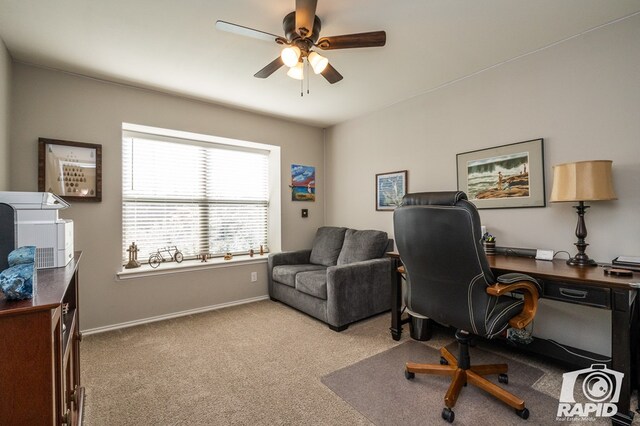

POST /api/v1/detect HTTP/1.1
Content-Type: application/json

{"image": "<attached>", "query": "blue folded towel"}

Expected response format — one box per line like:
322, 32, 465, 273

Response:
0, 246, 37, 300
8, 245, 36, 266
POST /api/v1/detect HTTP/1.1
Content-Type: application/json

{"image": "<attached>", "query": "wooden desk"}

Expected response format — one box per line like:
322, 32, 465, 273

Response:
389, 254, 638, 425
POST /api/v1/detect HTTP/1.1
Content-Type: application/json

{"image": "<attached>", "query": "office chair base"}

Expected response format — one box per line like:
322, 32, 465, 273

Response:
442, 407, 455, 423
405, 345, 527, 421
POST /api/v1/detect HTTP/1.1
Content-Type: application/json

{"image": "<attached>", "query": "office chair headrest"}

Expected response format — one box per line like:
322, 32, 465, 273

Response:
402, 191, 468, 206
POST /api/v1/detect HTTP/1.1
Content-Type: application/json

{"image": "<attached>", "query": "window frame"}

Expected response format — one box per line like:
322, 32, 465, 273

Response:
120, 123, 281, 272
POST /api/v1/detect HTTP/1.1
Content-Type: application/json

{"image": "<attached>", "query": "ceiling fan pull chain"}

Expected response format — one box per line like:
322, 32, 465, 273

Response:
306, 60, 310, 95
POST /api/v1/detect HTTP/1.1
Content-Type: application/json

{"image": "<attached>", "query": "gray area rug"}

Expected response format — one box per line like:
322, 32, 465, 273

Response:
322, 340, 565, 425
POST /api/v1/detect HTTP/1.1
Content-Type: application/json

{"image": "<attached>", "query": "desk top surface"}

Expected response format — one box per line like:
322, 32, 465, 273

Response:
388, 252, 637, 290
0, 252, 82, 315
488, 255, 637, 290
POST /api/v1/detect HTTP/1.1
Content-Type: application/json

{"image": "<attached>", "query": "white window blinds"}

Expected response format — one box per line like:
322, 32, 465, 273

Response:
122, 133, 269, 264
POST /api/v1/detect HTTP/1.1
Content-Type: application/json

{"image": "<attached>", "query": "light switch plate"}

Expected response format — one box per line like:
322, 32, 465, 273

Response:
535, 249, 554, 261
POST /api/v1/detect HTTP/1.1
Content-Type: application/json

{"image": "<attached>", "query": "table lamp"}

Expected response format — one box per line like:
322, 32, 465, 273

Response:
550, 160, 616, 266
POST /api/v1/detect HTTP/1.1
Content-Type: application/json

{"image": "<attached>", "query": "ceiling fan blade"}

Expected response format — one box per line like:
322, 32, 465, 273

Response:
215, 20, 280, 43
316, 31, 386, 50
321, 63, 343, 84
254, 57, 285, 79
295, 0, 318, 38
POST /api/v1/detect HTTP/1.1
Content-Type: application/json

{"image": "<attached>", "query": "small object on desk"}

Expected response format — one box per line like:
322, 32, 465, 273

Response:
603, 267, 633, 277
612, 256, 640, 272
535, 249, 554, 261
0, 246, 37, 300
482, 233, 496, 256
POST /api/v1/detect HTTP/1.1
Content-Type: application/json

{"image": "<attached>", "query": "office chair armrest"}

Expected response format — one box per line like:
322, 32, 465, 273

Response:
486, 280, 539, 330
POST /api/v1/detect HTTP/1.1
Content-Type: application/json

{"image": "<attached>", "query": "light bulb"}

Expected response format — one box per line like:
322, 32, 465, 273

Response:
281, 46, 301, 68
308, 51, 328, 74
287, 62, 304, 80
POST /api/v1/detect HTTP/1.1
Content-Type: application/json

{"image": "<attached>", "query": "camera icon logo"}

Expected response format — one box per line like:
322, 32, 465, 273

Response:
557, 364, 623, 418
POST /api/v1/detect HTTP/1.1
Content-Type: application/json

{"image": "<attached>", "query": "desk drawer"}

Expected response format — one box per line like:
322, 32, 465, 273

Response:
541, 280, 610, 308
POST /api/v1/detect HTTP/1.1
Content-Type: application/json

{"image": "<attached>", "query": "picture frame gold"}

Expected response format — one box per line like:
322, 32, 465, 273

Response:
38, 138, 103, 202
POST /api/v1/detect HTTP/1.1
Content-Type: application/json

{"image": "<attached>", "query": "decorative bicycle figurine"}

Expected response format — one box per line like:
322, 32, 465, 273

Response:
148, 246, 184, 268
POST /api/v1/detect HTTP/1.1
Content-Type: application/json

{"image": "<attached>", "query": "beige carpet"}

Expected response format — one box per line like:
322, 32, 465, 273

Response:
323, 340, 573, 425
80, 300, 636, 425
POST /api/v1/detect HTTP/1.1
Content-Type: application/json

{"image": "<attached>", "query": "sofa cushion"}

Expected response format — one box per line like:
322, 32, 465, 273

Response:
337, 229, 389, 265
295, 270, 328, 300
272, 264, 326, 287
309, 226, 348, 266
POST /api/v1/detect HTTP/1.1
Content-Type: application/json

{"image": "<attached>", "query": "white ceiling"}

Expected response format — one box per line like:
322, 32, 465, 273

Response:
1, 1, 639, 128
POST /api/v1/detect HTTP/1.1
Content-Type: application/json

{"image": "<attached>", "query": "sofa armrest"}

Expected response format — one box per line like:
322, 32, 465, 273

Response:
326, 257, 393, 328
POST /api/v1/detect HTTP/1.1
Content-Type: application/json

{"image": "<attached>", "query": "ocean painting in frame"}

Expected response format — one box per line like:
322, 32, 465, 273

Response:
291, 164, 315, 202
456, 139, 545, 209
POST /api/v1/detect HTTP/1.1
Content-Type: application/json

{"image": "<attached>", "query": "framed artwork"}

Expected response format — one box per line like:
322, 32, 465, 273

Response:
456, 138, 545, 209
38, 138, 103, 202
291, 164, 315, 201
376, 170, 407, 211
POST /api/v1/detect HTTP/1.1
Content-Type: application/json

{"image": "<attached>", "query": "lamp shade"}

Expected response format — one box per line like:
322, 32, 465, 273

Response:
281, 46, 301, 67
308, 51, 328, 74
286, 61, 304, 80
550, 160, 617, 202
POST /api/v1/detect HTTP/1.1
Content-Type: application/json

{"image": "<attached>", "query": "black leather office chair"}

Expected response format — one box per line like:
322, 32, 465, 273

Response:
393, 191, 540, 423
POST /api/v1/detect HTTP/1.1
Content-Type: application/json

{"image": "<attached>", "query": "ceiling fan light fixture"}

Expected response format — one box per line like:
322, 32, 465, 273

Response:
286, 61, 304, 80
281, 46, 301, 67
308, 51, 328, 74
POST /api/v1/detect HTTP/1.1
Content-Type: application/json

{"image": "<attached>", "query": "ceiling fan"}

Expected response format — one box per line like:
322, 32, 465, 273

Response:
215, 0, 386, 84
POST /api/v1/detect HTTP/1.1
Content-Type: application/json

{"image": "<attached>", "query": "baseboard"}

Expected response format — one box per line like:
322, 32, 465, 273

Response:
81, 295, 270, 335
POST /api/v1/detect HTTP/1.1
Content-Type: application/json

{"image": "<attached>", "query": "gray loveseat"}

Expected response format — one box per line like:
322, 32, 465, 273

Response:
268, 226, 394, 331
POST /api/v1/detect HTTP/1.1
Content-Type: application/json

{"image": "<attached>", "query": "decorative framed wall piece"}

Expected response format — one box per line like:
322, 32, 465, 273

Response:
38, 138, 103, 202
291, 164, 315, 201
376, 170, 407, 211
456, 138, 545, 209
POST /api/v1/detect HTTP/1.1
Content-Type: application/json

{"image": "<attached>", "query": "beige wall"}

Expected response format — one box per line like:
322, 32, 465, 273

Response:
325, 14, 640, 355
326, 13, 640, 262
10, 63, 324, 330
0, 39, 10, 190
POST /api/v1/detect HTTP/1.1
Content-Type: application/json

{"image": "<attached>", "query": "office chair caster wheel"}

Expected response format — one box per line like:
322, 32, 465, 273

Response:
516, 408, 529, 419
498, 373, 508, 384
442, 407, 455, 423
404, 369, 415, 380
440, 357, 448, 365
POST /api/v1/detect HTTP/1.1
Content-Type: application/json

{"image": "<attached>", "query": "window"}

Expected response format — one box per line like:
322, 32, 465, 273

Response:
122, 128, 271, 265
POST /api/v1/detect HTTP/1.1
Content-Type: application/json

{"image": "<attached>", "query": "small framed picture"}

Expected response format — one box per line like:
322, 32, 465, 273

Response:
376, 170, 408, 211
38, 138, 102, 202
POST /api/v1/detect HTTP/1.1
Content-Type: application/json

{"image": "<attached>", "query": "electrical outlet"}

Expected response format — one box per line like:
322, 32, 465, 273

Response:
251, 272, 257, 282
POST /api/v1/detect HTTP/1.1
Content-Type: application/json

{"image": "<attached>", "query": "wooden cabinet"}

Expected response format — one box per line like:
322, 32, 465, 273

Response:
0, 252, 84, 425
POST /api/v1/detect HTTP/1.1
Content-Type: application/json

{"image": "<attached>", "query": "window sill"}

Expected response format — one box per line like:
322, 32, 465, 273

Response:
116, 254, 268, 280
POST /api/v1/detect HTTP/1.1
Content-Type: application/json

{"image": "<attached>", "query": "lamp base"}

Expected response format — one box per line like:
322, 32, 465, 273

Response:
566, 201, 598, 268
566, 256, 598, 267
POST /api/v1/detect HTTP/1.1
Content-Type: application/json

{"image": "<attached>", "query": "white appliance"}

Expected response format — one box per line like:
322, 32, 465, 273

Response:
0, 191, 74, 269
